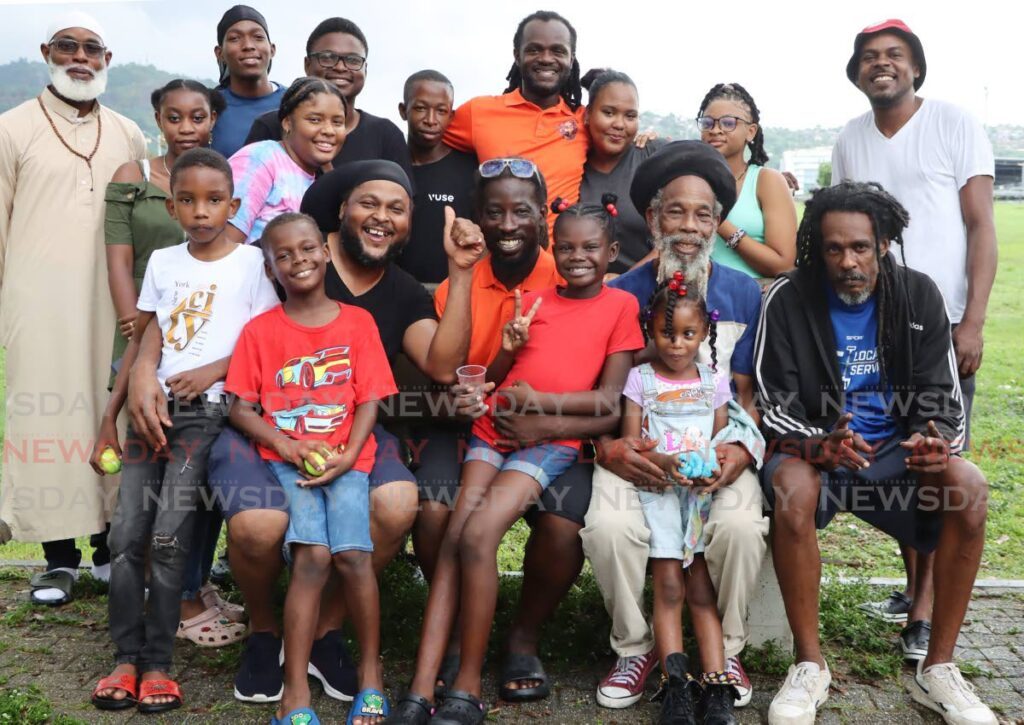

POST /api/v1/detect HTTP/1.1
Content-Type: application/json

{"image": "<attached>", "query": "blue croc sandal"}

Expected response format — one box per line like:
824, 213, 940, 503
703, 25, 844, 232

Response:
271, 707, 321, 725
348, 688, 389, 724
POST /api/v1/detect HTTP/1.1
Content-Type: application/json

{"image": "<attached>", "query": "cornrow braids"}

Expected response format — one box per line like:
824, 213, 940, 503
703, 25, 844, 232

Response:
550, 193, 619, 244
504, 11, 583, 110
698, 82, 769, 166
642, 277, 717, 371
795, 181, 912, 381
278, 76, 347, 123
151, 79, 225, 116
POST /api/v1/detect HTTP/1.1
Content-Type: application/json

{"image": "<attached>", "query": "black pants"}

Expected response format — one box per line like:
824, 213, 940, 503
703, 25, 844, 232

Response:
107, 398, 226, 673
42, 528, 110, 571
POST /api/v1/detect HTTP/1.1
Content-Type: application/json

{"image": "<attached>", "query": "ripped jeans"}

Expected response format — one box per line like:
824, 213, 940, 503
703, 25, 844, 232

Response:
107, 397, 227, 673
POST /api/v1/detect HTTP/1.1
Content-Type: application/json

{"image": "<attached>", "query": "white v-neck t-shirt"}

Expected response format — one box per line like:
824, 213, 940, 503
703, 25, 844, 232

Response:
831, 99, 994, 323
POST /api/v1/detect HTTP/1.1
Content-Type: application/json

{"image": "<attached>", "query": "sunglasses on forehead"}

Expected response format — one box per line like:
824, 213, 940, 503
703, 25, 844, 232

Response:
479, 158, 539, 180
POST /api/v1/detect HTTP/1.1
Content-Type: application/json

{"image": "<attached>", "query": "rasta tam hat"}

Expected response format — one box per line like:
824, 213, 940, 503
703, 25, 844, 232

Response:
629, 140, 737, 219
299, 160, 415, 235
846, 19, 926, 91
216, 5, 272, 85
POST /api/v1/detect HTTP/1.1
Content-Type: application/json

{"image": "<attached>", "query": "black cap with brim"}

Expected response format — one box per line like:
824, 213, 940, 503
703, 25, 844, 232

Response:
629, 140, 737, 220
300, 160, 415, 235
846, 19, 926, 91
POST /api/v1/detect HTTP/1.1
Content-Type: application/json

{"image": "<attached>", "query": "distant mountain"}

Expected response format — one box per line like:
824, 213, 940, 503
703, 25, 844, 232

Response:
0, 60, 216, 150
2, 60, 1022, 159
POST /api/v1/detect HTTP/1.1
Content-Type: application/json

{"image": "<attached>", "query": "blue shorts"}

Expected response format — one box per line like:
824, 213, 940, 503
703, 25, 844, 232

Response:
268, 461, 372, 560
464, 436, 577, 490
208, 424, 415, 520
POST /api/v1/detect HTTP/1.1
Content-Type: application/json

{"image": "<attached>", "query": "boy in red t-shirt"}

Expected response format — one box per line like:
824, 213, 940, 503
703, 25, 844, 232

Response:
226, 213, 396, 724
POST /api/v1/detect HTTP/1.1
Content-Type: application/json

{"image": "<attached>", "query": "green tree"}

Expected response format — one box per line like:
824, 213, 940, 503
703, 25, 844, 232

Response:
817, 162, 832, 188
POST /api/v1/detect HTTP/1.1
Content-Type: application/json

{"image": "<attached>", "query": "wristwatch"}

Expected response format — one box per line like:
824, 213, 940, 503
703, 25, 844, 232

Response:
725, 228, 747, 250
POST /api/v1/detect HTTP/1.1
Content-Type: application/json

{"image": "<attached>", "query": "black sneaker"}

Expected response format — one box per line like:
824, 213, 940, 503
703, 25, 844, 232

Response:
233, 631, 282, 702
657, 653, 698, 725
899, 619, 931, 662
209, 551, 232, 586
308, 629, 357, 701
698, 683, 737, 725
858, 590, 912, 623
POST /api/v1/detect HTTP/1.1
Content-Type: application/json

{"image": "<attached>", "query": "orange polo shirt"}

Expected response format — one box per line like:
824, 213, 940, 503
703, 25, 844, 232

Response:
444, 89, 589, 243
434, 251, 564, 368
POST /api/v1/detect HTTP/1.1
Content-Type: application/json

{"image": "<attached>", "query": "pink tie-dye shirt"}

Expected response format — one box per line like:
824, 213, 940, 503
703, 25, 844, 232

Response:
228, 140, 315, 245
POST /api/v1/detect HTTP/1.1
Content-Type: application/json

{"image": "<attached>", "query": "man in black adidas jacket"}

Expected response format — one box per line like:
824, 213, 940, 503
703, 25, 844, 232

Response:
755, 182, 994, 725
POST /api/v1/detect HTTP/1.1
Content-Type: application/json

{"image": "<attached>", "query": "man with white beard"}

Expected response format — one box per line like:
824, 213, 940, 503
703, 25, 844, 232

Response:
0, 11, 146, 605
582, 140, 768, 710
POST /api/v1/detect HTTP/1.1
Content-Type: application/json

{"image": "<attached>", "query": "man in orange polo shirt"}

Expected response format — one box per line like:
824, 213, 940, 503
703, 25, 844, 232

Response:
443, 10, 587, 241
411, 159, 611, 705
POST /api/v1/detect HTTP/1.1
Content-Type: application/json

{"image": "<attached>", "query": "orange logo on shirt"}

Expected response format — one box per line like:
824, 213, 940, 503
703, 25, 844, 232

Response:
166, 284, 216, 351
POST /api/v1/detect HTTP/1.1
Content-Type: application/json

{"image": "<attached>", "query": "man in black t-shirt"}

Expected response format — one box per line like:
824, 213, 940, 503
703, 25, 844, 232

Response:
397, 70, 478, 284
244, 17, 412, 177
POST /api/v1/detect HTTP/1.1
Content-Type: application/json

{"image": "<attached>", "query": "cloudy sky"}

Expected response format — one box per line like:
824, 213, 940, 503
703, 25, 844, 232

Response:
2, 0, 1021, 130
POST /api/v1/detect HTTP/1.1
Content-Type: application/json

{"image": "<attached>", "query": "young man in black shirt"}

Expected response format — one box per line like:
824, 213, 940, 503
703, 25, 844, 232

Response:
397, 70, 477, 284
244, 17, 412, 177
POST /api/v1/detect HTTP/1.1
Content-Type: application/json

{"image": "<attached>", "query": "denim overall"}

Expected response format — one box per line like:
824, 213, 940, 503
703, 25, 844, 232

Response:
635, 362, 717, 567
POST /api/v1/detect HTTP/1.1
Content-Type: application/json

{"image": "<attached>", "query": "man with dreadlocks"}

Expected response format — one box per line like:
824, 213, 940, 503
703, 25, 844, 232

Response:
755, 181, 993, 725
442, 10, 587, 240
832, 19, 997, 655
583, 140, 767, 710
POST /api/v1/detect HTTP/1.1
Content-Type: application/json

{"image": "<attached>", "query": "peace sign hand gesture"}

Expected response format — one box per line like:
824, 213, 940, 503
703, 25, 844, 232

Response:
501, 289, 541, 353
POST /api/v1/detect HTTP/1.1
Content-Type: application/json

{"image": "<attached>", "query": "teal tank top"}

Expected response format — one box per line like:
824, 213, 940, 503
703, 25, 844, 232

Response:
712, 164, 765, 278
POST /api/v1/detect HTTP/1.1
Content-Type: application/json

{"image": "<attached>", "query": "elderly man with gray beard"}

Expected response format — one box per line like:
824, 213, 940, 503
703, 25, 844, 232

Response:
581, 140, 767, 710
0, 11, 145, 605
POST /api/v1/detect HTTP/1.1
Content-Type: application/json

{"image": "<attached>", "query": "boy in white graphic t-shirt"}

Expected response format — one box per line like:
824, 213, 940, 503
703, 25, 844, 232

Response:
88, 149, 278, 714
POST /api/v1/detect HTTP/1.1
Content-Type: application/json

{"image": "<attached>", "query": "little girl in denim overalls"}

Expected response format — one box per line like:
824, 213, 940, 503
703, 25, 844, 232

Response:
620, 271, 742, 722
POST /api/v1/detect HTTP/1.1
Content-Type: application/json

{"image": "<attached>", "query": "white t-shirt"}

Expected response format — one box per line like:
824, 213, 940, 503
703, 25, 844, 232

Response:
137, 242, 280, 400
831, 99, 994, 323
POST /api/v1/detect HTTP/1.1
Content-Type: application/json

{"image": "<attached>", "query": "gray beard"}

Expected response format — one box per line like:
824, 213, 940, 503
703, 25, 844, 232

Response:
836, 288, 873, 305
655, 231, 714, 299
48, 60, 107, 102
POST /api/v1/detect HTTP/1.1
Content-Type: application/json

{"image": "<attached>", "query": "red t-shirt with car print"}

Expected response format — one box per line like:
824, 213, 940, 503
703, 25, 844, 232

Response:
225, 303, 397, 471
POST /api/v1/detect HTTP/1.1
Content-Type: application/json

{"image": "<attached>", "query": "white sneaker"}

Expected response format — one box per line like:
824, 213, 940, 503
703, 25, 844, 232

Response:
909, 661, 997, 725
768, 661, 831, 725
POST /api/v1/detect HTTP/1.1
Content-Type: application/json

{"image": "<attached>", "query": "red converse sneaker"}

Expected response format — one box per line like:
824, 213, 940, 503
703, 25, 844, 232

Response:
596, 650, 659, 709
726, 656, 753, 707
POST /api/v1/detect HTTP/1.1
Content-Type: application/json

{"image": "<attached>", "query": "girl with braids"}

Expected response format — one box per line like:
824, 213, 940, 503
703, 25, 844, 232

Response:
624, 273, 740, 724
392, 196, 643, 725
226, 77, 346, 244
697, 83, 796, 281
579, 68, 663, 273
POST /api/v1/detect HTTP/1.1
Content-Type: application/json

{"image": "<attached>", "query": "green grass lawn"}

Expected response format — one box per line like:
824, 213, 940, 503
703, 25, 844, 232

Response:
2, 204, 1023, 581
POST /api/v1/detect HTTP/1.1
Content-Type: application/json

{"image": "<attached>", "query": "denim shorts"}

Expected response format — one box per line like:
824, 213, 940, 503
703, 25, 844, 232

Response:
638, 486, 709, 563
267, 461, 373, 560
464, 436, 577, 490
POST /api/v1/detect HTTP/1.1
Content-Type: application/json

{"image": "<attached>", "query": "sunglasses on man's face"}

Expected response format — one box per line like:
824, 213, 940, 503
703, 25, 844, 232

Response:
308, 51, 366, 71
696, 115, 752, 133
49, 38, 106, 59
479, 158, 539, 179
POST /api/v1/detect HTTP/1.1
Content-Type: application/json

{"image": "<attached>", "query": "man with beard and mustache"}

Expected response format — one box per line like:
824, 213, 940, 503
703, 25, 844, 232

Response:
755, 181, 993, 725
443, 10, 587, 240
832, 19, 996, 658
0, 12, 145, 606
129, 160, 484, 702
582, 141, 767, 710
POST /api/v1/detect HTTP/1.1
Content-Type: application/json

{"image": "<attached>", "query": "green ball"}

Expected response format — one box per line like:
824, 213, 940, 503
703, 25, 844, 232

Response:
303, 451, 326, 476
99, 447, 122, 475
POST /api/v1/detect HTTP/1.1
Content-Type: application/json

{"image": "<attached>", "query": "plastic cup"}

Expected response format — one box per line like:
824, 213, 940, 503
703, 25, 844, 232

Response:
456, 364, 487, 389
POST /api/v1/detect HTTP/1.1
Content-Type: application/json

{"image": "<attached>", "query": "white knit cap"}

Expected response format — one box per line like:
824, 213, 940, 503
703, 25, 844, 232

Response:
46, 11, 107, 44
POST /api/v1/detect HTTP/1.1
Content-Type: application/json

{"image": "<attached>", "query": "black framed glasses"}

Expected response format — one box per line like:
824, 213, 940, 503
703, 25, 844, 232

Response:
479, 158, 539, 179
696, 115, 752, 132
49, 38, 106, 58
308, 51, 366, 71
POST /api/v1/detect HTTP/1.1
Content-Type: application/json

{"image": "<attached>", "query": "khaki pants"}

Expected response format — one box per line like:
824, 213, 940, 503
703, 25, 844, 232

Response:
580, 464, 768, 658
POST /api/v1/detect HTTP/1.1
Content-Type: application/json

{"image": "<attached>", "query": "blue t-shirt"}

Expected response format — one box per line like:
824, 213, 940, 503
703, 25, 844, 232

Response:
609, 261, 762, 378
211, 84, 286, 159
826, 286, 896, 441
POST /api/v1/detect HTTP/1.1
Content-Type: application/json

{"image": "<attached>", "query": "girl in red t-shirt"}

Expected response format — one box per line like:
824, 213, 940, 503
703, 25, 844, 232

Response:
398, 196, 643, 723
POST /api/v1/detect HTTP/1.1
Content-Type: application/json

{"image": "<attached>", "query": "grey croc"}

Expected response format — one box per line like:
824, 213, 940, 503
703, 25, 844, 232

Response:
29, 569, 75, 606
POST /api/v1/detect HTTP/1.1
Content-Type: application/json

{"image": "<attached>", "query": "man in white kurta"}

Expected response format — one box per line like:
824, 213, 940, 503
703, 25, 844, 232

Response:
0, 12, 145, 595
